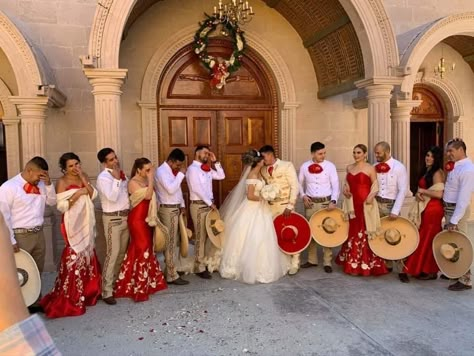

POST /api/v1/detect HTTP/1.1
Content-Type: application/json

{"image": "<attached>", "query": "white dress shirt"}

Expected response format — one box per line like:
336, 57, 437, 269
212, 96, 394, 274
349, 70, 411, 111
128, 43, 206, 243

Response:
155, 162, 185, 207
375, 157, 408, 215
96, 169, 130, 213
0, 174, 57, 244
298, 159, 340, 201
443, 157, 474, 225
186, 160, 225, 206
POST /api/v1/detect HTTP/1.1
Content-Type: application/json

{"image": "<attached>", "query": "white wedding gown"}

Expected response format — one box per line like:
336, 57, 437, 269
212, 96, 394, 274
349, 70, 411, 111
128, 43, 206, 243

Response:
219, 178, 289, 284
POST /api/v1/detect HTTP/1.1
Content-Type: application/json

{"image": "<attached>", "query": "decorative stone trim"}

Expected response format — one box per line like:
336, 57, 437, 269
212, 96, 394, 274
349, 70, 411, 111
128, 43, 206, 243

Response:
0, 78, 20, 178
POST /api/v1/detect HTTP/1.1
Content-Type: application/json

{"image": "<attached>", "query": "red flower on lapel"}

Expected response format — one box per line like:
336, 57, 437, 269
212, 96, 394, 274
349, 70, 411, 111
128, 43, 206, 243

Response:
375, 162, 390, 174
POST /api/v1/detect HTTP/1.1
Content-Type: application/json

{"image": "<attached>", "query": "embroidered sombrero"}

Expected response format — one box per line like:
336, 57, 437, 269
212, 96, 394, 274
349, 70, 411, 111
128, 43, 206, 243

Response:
206, 209, 225, 249
433, 230, 473, 279
274, 212, 312, 255
309, 208, 349, 247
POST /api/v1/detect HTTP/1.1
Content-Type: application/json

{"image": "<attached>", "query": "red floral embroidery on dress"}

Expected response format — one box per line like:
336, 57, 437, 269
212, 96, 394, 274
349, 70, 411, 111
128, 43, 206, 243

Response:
375, 162, 391, 174
308, 163, 323, 174
201, 164, 211, 172
445, 161, 455, 172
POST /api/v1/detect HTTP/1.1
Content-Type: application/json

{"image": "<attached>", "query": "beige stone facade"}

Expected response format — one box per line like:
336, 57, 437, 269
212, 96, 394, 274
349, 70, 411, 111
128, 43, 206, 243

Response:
1, 0, 474, 269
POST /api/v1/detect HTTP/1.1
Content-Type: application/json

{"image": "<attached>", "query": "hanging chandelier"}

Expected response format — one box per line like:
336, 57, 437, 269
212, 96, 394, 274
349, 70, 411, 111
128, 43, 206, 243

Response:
213, 0, 255, 27
434, 45, 455, 79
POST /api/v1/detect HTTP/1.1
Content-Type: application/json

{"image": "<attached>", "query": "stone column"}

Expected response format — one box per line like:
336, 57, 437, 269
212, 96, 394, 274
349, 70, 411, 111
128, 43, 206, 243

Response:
281, 102, 299, 162
138, 101, 158, 165
355, 78, 400, 162
84, 69, 128, 155
9, 97, 49, 164
2, 116, 21, 177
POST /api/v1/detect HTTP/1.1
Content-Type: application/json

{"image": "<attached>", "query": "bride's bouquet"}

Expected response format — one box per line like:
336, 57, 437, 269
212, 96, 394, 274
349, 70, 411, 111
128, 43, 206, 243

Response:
260, 183, 281, 202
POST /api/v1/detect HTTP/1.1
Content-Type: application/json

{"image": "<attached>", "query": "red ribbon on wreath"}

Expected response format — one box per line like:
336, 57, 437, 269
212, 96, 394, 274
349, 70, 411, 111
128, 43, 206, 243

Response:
308, 163, 323, 174
445, 161, 455, 172
375, 162, 391, 174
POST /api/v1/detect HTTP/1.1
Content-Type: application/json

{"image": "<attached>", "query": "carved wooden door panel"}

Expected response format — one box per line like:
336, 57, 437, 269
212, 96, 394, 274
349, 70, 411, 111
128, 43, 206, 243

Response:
160, 109, 272, 207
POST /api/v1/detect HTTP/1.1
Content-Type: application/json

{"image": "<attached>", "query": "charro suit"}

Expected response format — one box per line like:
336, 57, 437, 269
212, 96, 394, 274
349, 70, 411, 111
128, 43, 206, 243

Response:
260, 158, 299, 273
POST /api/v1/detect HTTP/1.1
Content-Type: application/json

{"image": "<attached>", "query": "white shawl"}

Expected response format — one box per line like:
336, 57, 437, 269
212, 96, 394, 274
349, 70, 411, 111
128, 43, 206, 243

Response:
408, 182, 444, 228
57, 187, 98, 256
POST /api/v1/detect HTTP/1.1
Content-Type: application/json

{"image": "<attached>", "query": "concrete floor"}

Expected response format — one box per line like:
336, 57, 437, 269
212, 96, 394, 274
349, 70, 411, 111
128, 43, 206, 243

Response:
40, 261, 474, 356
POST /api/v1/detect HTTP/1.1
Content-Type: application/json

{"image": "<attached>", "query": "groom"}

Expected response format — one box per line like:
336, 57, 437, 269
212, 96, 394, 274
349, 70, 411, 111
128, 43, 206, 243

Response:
259, 145, 299, 275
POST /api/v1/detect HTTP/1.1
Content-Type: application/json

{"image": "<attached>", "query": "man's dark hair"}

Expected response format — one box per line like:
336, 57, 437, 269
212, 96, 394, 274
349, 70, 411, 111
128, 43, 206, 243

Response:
167, 148, 185, 162
28, 156, 49, 171
195, 145, 210, 154
310, 142, 325, 153
447, 138, 466, 152
97, 148, 115, 163
259, 145, 275, 154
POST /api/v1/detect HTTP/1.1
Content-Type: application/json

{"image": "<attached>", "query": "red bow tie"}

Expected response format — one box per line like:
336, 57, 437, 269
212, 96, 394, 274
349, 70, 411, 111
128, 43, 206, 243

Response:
445, 161, 455, 172
172, 169, 179, 176
201, 164, 211, 172
267, 166, 274, 176
24, 182, 40, 195
375, 162, 391, 174
119, 170, 126, 181
308, 163, 323, 174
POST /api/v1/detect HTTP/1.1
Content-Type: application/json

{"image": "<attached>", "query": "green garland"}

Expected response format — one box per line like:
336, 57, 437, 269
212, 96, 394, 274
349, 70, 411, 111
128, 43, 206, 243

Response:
194, 14, 246, 74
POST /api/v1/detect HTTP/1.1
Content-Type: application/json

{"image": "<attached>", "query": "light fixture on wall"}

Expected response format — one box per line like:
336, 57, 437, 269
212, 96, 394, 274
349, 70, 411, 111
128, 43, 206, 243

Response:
433, 45, 455, 79
213, 0, 255, 27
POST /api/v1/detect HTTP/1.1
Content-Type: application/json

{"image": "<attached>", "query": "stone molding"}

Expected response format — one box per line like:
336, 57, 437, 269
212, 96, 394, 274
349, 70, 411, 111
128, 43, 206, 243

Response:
398, 12, 474, 93
0, 78, 20, 177
139, 26, 298, 162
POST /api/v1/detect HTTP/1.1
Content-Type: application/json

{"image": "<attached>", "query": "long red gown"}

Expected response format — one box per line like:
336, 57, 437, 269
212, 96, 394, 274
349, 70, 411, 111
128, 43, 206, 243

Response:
336, 173, 388, 276
40, 185, 102, 318
114, 199, 167, 302
403, 177, 443, 275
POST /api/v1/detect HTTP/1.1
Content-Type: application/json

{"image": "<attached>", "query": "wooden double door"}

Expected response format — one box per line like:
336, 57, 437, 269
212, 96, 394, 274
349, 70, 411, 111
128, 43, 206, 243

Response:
160, 108, 273, 207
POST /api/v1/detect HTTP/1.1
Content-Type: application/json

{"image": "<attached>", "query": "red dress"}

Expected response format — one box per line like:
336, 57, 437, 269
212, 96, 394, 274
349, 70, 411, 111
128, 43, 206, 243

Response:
336, 173, 388, 276
403, 177, 443, 275
40, 185, 101, 318
114, 199, 167, 302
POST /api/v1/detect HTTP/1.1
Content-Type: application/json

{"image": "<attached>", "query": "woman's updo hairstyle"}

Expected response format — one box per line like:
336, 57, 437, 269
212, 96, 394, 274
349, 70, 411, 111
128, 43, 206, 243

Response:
242, 149, 263, 168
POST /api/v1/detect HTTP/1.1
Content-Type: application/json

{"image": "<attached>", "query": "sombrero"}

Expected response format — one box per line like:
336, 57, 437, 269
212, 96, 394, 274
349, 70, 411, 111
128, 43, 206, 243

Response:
178, 214, 192, 257
433, 230, 473, 279
153, 220, 168, 253
14, 249, 41, 307
206, 209, 225, 249
274, 212, 312, 255
309, 208, 349, 247
368, 216, 419, 260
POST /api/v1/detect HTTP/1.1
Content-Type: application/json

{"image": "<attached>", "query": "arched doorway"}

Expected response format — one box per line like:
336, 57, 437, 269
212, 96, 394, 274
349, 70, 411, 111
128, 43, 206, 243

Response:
409, 86, 445, 193
157, 39, 278, 207
0, 103, 7, 184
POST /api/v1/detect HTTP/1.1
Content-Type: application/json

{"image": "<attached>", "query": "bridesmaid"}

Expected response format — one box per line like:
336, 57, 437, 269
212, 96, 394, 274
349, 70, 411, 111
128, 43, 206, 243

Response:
114, 158, 167, 302
401, 146, 445, 282
41, 152, 101, 318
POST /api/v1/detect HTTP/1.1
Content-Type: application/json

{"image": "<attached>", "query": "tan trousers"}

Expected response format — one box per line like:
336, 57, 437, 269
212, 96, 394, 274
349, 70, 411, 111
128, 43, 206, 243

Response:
102, 215, 129, 298
15, 230, 45, 273
303, 201, 333, 266
445, 205, 471, 286
377, 201, 403, 272
190, 202, 218, 273
158, 206, 180, 282
269, 202, 298, 271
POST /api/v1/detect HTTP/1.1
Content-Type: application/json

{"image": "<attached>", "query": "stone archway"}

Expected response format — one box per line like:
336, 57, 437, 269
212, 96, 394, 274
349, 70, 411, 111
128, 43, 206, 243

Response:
0, 78, 20, 178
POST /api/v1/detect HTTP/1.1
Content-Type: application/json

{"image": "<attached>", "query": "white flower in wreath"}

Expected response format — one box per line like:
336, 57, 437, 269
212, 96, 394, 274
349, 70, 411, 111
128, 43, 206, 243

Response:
209, 59, 216, 68
236, 34, 244, 51
144, 251, 149, 259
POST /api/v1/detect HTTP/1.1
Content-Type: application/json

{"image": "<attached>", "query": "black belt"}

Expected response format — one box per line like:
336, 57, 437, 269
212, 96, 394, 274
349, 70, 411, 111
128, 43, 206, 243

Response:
191, 200, 209, 205
13, 226, 43, 234
376, 196, 395, 204
308, 195, 331, 203
443, 201, 456, 207
103, 209, 129, 217
160, 204, 181, 208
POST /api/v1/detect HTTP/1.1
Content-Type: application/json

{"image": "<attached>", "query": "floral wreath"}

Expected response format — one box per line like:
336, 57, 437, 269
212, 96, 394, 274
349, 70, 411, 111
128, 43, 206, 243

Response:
194, 14, 246, 89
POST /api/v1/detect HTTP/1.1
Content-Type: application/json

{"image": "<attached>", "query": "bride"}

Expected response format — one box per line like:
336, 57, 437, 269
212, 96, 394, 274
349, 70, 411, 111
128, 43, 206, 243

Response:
219, 149, 289, 284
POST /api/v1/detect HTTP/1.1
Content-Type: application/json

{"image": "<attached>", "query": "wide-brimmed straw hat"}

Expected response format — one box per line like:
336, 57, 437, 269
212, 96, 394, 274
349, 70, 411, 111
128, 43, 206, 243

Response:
154, 220, 169, 253
14, 249, 41, 307
368, 216, 419, 260
206, 209, 225, 249
433, 230, 473, 279
274, 212, 312, 255
309, 208, 349, 247
178, 214, 192, 257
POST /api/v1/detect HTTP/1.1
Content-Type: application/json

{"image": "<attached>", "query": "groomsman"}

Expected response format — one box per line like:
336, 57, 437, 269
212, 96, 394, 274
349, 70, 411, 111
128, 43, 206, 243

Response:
299, 142, 339, 273
96, 148, 130, 305
0, 157, 56, 272
155, 148, 189, 285
443, 138, 474, 291
373, 141, 408, 282
260, 145, 299, 275
186, 145, 225, 279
